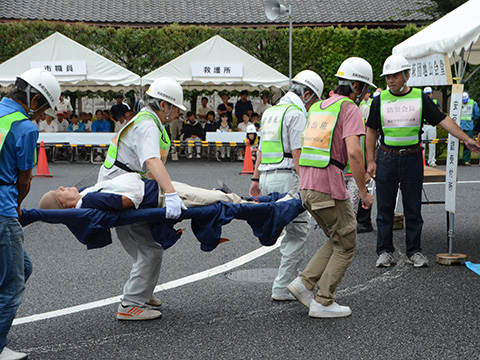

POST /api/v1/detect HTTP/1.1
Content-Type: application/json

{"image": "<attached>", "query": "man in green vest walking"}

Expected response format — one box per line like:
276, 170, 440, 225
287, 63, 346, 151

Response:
287, 57, 374, 318
0, 69, 60, 360
460, 91, 479, 166
98, 77, 187, 321
366, 55, 480, 268
249, 70, 324, 301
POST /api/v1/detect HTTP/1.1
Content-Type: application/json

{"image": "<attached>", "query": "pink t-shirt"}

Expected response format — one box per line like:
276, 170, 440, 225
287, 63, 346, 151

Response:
300, 94, 365, 200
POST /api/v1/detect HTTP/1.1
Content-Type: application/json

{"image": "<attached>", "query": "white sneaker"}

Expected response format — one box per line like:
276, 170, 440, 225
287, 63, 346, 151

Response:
287, 276, 314, 308
117, 304, 162, 320
271, 292, 296, 301
407, 252, 429, 267
0, 347, 28, 360
376, 252, 395, 268
187, 154, 193, 159
308, 300, 352, 318
146, 296, 163, 308
196, 154, 201, 159
94, 155, 103, 162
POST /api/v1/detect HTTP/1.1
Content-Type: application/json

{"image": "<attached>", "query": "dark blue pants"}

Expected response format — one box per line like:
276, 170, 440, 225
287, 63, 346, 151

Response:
375, 148, 424, 257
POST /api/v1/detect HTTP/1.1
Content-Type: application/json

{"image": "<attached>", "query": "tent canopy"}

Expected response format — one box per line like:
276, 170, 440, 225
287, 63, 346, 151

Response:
393, 0, 480, 65
141, 35, 289, 91
0, 32, 140, 92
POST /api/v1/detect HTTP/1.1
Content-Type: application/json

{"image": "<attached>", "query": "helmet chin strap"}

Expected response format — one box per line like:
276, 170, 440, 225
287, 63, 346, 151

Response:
155, 99, 173, 124
391, 71, 408, 94
25, 85, 36, 119
342, 80, 366, 105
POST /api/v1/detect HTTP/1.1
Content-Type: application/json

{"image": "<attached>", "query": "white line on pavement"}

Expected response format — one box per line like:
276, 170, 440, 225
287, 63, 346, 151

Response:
13, 239, 282, 326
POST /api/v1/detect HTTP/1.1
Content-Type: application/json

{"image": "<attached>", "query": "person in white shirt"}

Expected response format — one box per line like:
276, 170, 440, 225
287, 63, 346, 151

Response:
115, 115, 127, 132
39, 109, 58, 133
256, 93, 272, 120
56, 92, 73, 113
196, 97, 213, 124
54, 112, 69, 132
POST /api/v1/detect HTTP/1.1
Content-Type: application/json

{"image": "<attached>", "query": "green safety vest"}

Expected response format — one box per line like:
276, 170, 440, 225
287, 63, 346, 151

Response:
380, 88, 423, 147
360, 98, 372, 108
104, 111, 170, 174
260, 104, 299, 164
461, 99, 474, 122
344, 119, 366, 175
0, 111, 28, 154
299, 97, 352, 169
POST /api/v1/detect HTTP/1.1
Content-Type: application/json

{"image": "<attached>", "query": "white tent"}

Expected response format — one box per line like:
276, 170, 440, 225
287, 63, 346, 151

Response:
141, 35, 289, 91
393, 0, 480, 80
0, 32, 140, 92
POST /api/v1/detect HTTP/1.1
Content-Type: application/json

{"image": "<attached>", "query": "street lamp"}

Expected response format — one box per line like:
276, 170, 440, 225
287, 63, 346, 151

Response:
265, 0, 293, 87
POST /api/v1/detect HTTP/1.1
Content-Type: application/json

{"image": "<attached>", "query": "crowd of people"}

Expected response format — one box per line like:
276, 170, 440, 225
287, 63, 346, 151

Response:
1, 52, 480, 360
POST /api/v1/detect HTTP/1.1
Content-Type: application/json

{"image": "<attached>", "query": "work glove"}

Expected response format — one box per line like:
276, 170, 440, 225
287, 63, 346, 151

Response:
164, 192, 187, 219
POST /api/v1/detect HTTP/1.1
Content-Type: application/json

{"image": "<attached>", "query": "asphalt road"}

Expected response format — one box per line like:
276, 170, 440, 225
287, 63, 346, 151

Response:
7, 159, 480, 359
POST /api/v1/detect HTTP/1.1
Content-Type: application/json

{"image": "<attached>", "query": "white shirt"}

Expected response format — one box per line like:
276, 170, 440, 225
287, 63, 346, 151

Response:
98, 107, 162, 182
115, 121, 127, 132
197, 105, 213, 119
39, 121, 58, 133
258, 92, 307, 171
256, 103, 272, 117
55, 119, 69, 132
56, 98, 73, 113
237, 121, 252, 132
82, 120, 92, 131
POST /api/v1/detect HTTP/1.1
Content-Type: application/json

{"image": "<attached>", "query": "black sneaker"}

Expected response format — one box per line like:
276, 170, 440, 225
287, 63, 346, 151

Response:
357, 224, 373, 233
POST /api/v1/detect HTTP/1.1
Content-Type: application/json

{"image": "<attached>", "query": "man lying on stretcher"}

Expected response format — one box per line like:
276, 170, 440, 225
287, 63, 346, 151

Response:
38, 173, 254, 210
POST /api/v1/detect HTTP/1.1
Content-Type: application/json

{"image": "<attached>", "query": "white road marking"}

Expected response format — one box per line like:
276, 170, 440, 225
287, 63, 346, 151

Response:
13, 239, 282, 326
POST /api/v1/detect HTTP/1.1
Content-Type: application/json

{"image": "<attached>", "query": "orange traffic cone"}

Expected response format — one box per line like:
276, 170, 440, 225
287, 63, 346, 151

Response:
34, 141, 53, 178
239, 139, 254, 175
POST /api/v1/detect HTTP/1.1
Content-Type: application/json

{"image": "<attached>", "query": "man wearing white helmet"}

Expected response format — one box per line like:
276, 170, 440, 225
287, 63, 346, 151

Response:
287, 58, 374, 318
98, 77, 187, 321
421, 87, 439, 167
366, 54, 480, 268
249, 70, 322, 302
0, 68, 60, 360
460, 91, 479, 166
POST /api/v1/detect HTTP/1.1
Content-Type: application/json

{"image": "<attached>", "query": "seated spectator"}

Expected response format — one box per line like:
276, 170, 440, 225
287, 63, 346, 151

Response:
237, 113, 252, 132
56, 92, 73, 114
235, 90, 253, 126
115, 115, 127, 132
217, 93, 234, 128
256, 92, 272, 120
204, 111, 217, 132
80, 112, 92, 132
124, 110, 134, 122
67, 114, 86, 132
251, 112, 260, 130
55, 112, 69, 132
103, 109, 115, 132
39, 109, 58, 133
110, 94, 130, 121
91, 110, 111, 132
32, 113, 44, 129
182, 111, 204, 159
216, 113, 232, 161
197, 97, 213, 124
245, 124, 260, 163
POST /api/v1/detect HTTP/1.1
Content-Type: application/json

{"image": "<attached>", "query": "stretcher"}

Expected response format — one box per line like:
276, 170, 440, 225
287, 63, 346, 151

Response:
20, 192, 305, 252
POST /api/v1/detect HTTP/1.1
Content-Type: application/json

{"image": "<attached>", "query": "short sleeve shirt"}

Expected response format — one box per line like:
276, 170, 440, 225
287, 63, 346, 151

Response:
300, 94, 366, 200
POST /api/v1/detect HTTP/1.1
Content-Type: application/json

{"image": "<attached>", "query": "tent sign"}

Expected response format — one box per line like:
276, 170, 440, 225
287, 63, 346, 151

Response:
445, 83, 464, 213
406, 54, 452, 86
192, 63, 242, 78
31, 61, 87, 76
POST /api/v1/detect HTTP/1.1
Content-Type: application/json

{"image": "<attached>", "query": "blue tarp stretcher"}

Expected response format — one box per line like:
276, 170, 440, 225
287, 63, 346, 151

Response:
20, 193, 305, 252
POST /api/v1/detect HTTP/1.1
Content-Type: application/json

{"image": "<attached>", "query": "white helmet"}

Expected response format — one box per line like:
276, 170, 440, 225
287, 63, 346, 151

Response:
44, 108, 55, 118
463, 92, 470, 103
292, 70, 324, 99
246, 124, 257, 133
335, 57, 375, 87
17, 68, 61, 110
423, 86, 433, 94
146, 77, 186, 111
381, 55, 411, 76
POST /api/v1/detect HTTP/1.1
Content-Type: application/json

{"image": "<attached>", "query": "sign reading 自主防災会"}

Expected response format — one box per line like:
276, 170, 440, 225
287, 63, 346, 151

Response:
406, 54, 452, 87
31, 61, 87, 76
192, 64, 242, 78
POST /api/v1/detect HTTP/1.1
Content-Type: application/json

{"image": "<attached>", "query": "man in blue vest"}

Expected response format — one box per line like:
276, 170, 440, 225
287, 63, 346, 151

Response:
249, 70, 324, 302
98, 77, 187, 321
0, 69, 60, 360
460, 91, 479, 166
366, 55, 480, 268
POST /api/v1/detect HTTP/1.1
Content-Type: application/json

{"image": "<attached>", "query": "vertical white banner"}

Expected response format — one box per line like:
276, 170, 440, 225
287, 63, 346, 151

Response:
445, 84, 464, 213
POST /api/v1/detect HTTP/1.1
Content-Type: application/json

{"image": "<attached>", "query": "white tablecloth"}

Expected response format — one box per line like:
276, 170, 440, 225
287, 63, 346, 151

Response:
38, 133, 116, 145
206, 132, 254, 143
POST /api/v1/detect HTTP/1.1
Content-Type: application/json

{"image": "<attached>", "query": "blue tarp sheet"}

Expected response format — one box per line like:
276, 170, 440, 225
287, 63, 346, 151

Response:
465, 261, 480, 276
20, 192, 305, 252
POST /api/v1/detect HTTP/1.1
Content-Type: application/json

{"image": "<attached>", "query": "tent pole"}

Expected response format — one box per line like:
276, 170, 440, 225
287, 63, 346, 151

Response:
288, 7, 293, 88
462, 64, 480, 84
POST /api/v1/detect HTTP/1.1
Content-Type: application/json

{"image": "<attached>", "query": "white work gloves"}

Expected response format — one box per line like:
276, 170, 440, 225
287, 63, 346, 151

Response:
164, 192, 187, 219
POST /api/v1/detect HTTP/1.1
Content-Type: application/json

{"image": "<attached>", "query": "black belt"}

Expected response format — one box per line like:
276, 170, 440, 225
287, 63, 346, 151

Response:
113, 160, 137, 173
380, 144, 423, 156
262, 168, 296, 174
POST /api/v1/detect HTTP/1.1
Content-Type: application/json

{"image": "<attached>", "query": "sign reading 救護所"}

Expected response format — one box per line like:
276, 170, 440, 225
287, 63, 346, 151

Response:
406, 54, 452, 87
191, 64, 242, 78
31, 61, 87, 76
